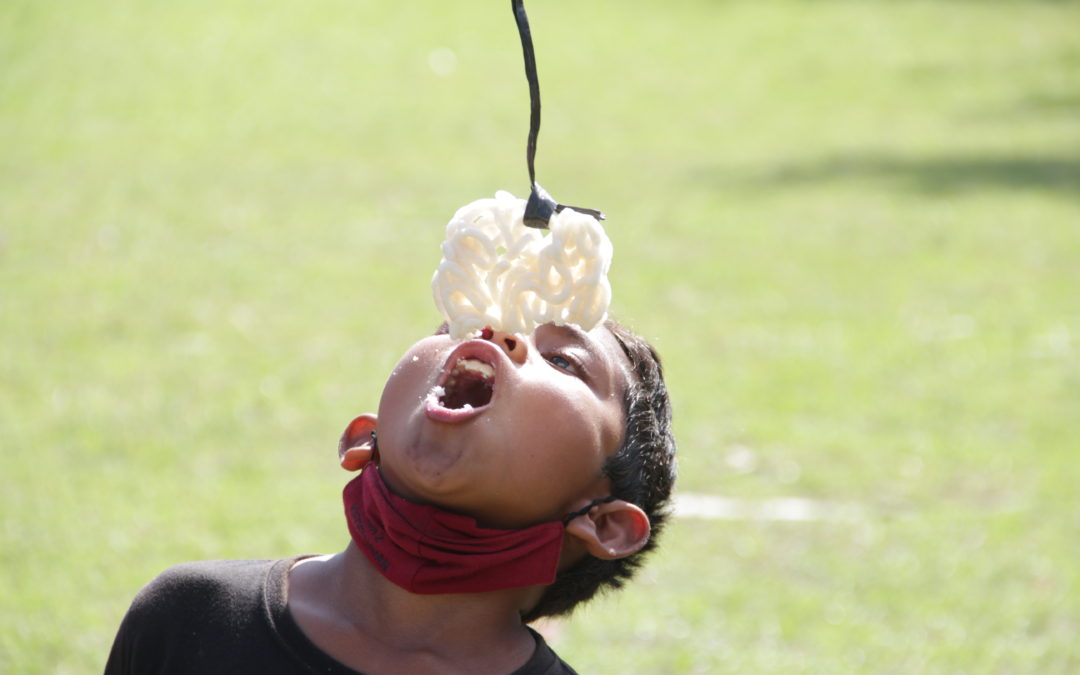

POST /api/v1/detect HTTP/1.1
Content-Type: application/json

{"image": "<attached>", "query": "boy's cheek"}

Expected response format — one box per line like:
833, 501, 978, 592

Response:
384, 338, 447, 388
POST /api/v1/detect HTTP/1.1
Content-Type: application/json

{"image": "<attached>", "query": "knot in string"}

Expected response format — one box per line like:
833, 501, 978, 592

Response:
511, 0, 605, 229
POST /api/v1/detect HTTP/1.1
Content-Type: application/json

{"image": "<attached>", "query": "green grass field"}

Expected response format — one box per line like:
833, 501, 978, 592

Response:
3, 0, 1079, 672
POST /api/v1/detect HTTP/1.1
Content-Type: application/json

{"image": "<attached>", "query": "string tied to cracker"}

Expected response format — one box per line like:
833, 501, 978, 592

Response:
511, 0, 605, 229
430, 3, 614, 339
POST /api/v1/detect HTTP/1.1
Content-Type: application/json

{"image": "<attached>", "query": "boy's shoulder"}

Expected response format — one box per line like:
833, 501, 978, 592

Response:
106, 557, 581, 675
104, 558, 300, 675
123, 558, 282, 628
133, 558, 277, 605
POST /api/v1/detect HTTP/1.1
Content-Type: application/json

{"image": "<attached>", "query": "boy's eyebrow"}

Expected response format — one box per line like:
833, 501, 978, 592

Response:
547, 322, 592, 349
545, 323, 631, 396
543, 324, 605, 385
549, 323, 615, 370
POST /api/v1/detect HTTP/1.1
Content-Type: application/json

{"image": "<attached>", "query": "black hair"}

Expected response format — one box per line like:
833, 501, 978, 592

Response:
523, 319, 677, 622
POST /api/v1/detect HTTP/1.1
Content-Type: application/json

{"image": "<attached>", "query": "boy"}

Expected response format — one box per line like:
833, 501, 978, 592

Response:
105, 319, 676, 674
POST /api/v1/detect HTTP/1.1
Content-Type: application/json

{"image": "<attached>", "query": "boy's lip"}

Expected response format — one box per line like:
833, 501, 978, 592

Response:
423, 338, 505, 423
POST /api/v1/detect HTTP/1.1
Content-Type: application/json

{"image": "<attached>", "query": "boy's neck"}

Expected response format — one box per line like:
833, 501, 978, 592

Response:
287, 543, 545, 674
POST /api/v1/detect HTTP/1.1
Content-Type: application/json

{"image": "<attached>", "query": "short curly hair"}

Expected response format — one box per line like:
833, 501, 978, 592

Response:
523, 319, 677, 622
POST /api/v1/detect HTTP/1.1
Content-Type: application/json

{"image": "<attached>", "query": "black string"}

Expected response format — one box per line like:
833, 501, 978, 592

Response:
562, 495, 617, 525
512, 0, 541, 189
511, 0, 604, 229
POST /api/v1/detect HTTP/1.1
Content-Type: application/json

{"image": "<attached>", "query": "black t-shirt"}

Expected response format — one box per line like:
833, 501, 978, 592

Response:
105, 557, 578, 674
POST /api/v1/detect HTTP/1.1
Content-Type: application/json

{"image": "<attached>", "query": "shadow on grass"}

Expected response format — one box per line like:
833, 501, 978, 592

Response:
702, 154, 1080, 200
1010, 92, 1080, 116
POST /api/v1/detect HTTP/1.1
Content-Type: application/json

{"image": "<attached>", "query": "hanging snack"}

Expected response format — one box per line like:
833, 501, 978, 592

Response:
432, 191, 612, 339
431, 2, 611, 339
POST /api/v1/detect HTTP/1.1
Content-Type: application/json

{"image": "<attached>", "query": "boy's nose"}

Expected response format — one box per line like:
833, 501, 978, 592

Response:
485, 328, 527, 365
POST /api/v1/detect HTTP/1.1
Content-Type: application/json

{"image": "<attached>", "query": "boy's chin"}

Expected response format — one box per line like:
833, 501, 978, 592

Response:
378, 440, 477, 505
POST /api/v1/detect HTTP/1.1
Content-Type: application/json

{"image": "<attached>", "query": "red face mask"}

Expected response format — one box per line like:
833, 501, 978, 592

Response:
343, 467, 566, 594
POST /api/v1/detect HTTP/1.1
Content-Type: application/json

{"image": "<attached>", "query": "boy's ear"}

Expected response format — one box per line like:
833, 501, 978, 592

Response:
338, 414, 378, 472
564, 499, 651, 560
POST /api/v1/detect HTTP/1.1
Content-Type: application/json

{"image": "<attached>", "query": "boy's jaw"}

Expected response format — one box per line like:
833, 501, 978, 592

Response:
423, 338, 505, 423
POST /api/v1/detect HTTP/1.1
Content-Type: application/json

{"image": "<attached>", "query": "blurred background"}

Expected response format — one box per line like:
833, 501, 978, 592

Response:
2, 0, 1078, 672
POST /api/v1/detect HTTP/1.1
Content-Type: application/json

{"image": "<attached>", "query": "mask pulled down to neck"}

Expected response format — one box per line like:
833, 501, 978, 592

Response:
343, 467, 566, 594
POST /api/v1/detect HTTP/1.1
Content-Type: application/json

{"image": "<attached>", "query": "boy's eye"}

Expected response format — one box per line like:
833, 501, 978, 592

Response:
546, 354, 577, 374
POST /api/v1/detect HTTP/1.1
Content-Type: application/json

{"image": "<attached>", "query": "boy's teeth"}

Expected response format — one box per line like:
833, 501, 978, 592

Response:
437, 357, 496, 411
455, 358, 494, 379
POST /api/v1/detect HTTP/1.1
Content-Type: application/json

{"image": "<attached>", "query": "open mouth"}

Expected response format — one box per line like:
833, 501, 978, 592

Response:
436, 358, 495, 410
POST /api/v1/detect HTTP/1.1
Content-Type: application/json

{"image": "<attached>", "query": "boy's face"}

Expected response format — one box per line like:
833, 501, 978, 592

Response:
374, 322, 631, 529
